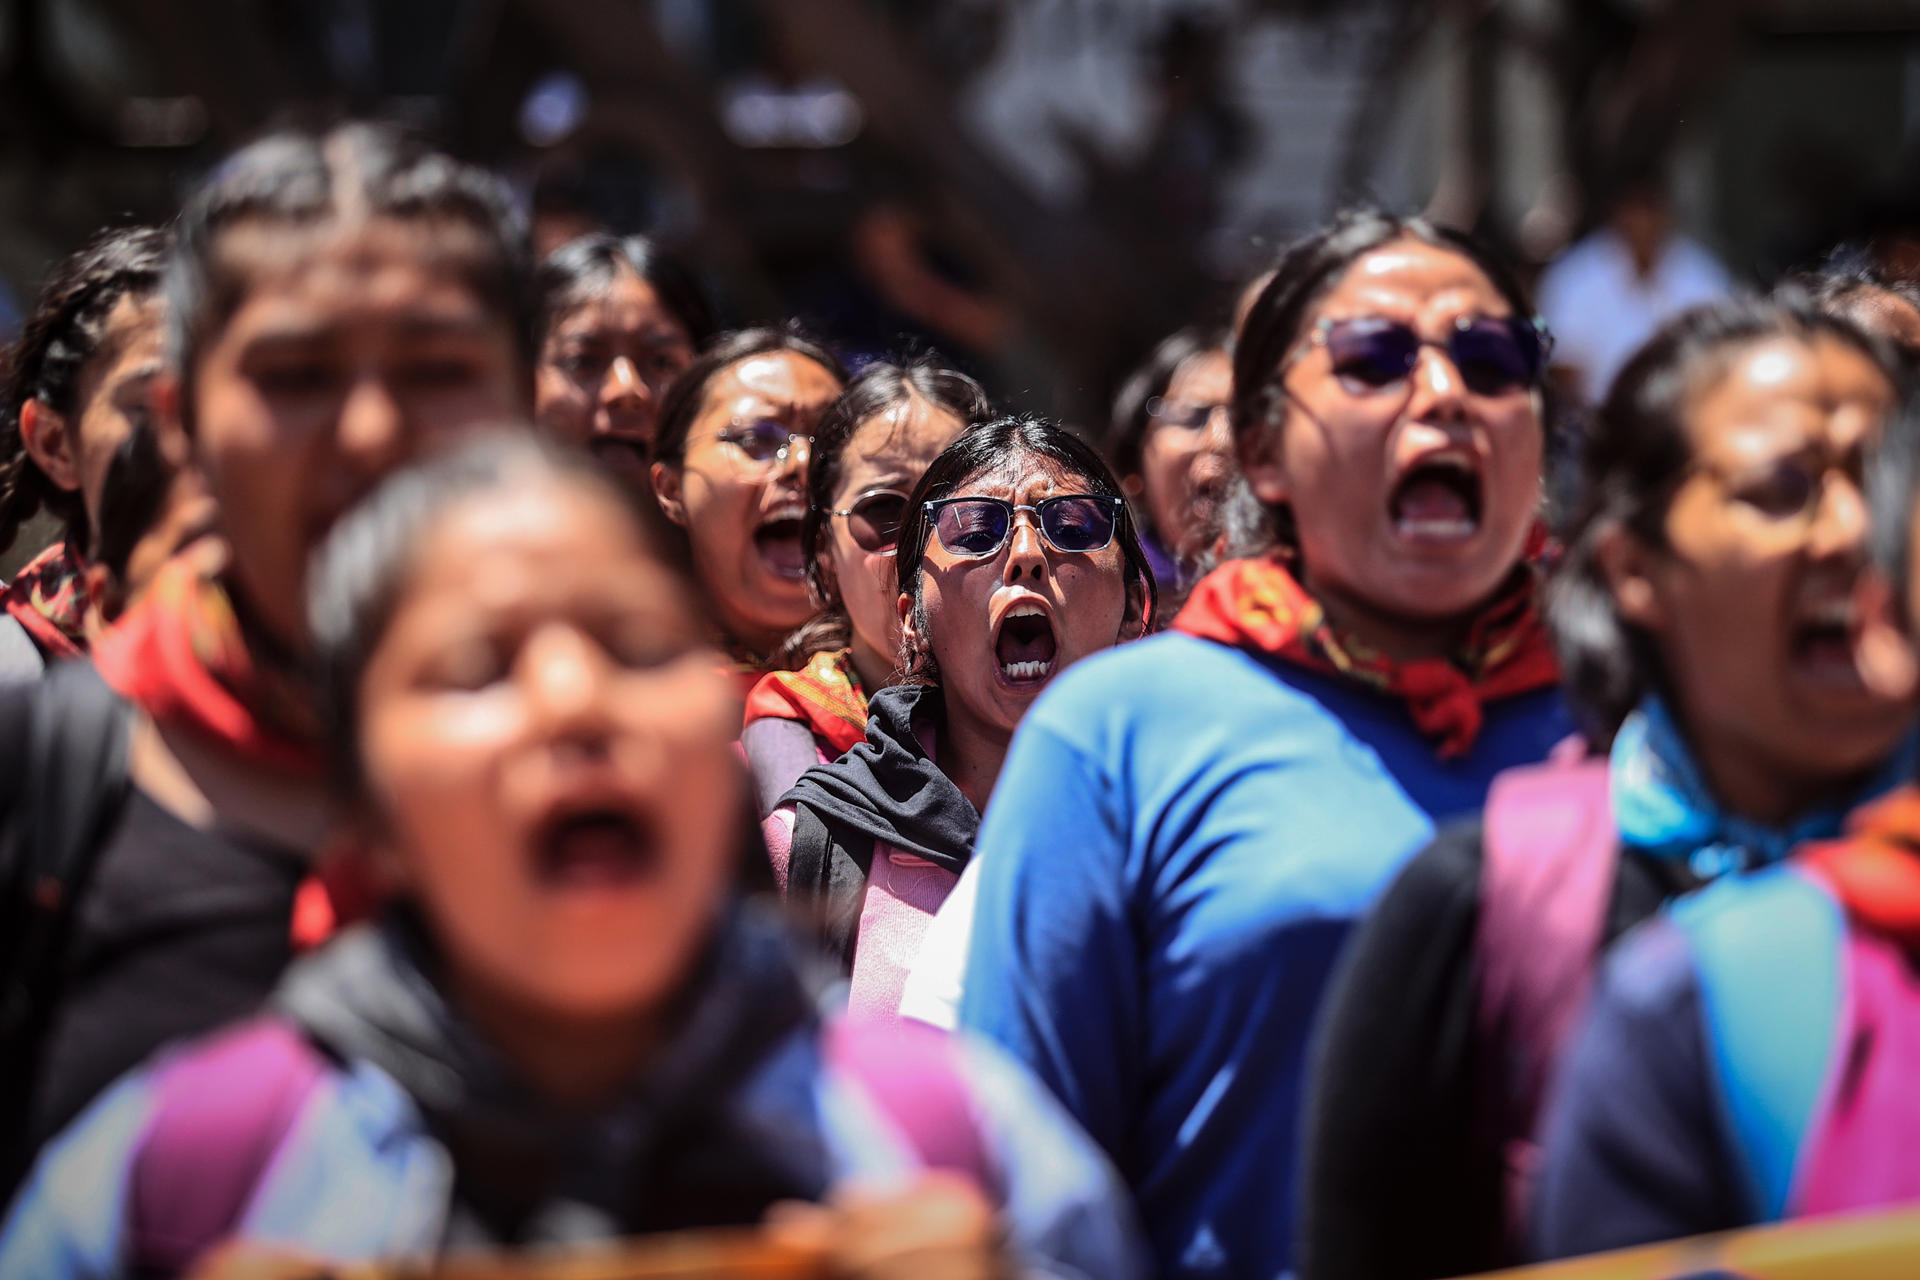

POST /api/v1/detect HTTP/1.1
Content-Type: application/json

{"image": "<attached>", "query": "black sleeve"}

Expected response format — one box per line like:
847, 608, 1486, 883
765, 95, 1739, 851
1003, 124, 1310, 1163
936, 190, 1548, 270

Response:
1298, 818, 1508, 1280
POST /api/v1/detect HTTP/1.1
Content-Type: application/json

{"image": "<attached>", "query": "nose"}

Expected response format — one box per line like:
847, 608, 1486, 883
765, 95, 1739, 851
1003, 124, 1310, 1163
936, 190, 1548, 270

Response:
1003, 510, 1048, 585
336, 375, 407, 477
778, 434, 811, 478
1203, 405, 1233, 455
521, 623, 617, 749
600, 357, 650, 416
1406, 345, 1469, 423
1807, 472, 1870, 563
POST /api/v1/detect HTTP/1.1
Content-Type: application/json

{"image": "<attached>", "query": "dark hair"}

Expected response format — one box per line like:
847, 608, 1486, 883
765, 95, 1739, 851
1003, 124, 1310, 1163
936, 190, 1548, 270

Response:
309, 431, 686, 797
778, 357, 993, 668
167, 122, 534, 426
1549, 291, 1900, 744
1232, 208, 1550, 555
0, 225, 169, 553
91, 425, 175, 583
1788, 247, 1920, 348
649, 325, 847, 467
534, 232, 717, 352
892, 416, 1158, 683
1106, 325, 1228, 481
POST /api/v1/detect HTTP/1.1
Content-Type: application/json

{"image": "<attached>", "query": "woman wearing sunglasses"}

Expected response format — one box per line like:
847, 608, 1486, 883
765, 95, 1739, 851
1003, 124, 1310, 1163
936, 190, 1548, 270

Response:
952, 210, 1575, 1279
742, 358, 990, 815
766, 417, 1155, 1017
650, 328, 847, 676
1105, 326, 1235, 598
1299, 292, 1915, 1280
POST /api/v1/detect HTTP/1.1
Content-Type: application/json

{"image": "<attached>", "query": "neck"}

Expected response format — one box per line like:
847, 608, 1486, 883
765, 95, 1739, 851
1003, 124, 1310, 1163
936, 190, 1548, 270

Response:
1681, 713, 1867, 830
1303, 569, 1465, 665
936, 692, 1012, 816
448, 967, 660, 1109
848, 632, 896, 693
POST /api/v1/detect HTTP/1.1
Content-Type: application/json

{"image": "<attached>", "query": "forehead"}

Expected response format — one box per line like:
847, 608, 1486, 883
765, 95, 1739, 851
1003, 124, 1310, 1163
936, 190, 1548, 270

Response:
949, 450, 1086, 500
214, 216, 503, 329
1691, 335, 1892, 457
1847, 289, 1920, 349
1312, 237, 1509, 321
94, 294, 165, 371
553, 270, 683, 338
1165, 349, 1231, 401
405, 482, 662, 606
709, 352, 840, 411
841, 396, 966, 477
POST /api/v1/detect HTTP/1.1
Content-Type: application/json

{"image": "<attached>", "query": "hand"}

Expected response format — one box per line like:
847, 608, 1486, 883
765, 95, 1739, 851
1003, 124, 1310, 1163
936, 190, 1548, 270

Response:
766, 1172, 1011, 1280
182, 1242, 337, 1280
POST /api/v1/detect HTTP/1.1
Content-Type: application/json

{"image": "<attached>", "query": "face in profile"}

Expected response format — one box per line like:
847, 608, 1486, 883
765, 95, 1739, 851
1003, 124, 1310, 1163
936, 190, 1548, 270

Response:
1611, 334, 1913, 787
355, 476, 744, 1020
181, 217, 527, 649
535, 268, 696, 488
1248, 237, 1545, 631
652, 351, 843, 653
905, 454, 1142, 740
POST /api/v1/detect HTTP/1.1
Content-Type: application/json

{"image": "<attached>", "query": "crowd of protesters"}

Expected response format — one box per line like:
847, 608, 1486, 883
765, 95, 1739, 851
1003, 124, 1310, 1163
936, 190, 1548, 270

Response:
4, 120, 1920, 1280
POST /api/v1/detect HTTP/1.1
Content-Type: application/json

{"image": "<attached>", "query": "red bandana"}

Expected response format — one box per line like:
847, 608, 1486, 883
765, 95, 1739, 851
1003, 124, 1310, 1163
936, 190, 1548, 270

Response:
743, 647, 871, 755
2, 542, 91, 661
1171, 553, 1560, 759
1800, 787, 1920, 952
91, 560, 323, 777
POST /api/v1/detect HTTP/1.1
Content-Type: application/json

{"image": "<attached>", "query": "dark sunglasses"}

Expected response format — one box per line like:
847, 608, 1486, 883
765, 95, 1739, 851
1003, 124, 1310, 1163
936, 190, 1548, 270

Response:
1294, 314, 1551, 397
829, 488, 911, 554
926, 494, 1124, 558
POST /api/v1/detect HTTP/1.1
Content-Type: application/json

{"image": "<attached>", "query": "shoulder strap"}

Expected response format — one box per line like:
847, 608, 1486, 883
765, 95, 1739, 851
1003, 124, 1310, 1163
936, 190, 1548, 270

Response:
790, 802, 874, 970
825, 1017, 997, 1196
0, 660, 133, 1190
129, 1019, 329, 1277
1671, 867, 1846, 1222
1474, 756, 1618, 1239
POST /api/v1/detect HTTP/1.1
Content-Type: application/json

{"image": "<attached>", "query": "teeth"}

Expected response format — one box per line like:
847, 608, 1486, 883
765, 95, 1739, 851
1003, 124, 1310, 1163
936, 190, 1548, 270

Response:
765, 503, 805, 524
1807, 602, 1854, 628
1006, 603, 1046, 621
1002, 660, 1051, 681
1397, 518, 1477, 538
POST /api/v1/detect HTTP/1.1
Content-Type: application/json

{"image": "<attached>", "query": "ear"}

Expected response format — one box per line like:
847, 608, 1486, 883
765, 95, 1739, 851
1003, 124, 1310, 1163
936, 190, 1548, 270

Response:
18, 400, 80, 492
1235, 400, 1289, 509
1121, 472, 1146, 501
1120, 575, 1152, 641
152, 376, 194, 471
1594, 524, 1667, 633
650, 459, 689, 527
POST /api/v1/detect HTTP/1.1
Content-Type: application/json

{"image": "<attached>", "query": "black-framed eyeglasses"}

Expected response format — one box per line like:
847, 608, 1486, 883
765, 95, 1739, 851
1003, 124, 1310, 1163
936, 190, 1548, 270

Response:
828, 487, 911, 555
925, 494, 1124, 558
714, 418, 811, 469
1288, 314, 1551, 397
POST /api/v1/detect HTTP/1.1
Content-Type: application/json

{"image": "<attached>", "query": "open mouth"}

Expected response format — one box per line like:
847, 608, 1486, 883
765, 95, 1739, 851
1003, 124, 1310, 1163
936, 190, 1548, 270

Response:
994, 603, 1058, 686
1789, 599, 1864, 689
532, 805, 659, 889
754, 502, 808, 581
1389, 454, 1483, 541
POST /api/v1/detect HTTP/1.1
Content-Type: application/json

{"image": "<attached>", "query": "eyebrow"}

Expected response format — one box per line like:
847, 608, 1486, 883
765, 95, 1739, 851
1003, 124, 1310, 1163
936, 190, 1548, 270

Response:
240, 313, 501, 350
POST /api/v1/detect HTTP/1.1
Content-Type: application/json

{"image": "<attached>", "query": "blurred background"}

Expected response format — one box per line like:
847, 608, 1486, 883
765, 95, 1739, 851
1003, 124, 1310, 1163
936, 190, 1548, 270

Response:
3, 0, 1920, 425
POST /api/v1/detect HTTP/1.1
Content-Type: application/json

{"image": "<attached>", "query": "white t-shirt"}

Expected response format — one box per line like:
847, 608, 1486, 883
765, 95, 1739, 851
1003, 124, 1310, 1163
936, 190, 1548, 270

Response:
1536, 229, 1733, 404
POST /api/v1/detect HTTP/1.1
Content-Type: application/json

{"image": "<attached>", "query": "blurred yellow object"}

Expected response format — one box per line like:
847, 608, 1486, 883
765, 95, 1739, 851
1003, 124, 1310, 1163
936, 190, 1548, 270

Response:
1462, 1204, 1920, 1279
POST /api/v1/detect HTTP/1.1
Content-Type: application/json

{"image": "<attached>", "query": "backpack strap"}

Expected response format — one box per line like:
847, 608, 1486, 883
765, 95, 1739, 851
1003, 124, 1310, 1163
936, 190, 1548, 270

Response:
1473, 755, 1617, 1241
1670, 867, 1846, 1222
789, 802, 874, 970
128, 1019, 329, 1278
0, 660, 134, 1193
825, 1017, 997, 1197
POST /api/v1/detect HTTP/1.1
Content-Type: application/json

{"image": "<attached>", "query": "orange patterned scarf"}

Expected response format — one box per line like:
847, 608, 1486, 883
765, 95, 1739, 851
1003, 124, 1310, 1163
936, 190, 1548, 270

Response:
2, 541, 91, 661
1801, 787, 1920, 951
92, 559, 323, 776
1172, 553, 1560, 759
742, 647, 871, 756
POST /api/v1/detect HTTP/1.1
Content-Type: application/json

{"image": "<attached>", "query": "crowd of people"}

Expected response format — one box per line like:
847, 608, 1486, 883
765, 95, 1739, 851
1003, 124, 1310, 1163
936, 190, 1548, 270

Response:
2, 120, 1920, 1280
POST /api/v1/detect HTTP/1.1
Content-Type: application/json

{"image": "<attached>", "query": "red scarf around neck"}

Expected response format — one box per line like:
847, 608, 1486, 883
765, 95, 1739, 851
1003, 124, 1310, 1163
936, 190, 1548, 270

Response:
1171, 553, 1560, 759
1801, 787, 1920, 952
743, 647, 871, 755
91, 559, 324, 777
2, 541, 91, 661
